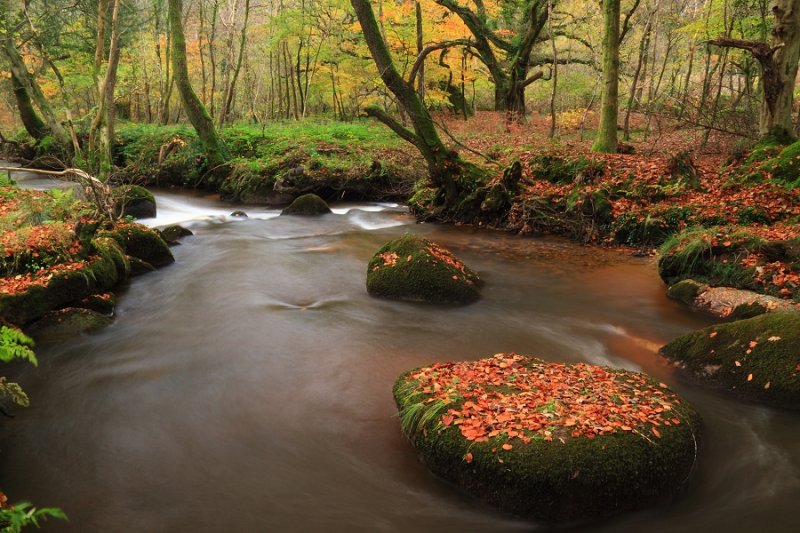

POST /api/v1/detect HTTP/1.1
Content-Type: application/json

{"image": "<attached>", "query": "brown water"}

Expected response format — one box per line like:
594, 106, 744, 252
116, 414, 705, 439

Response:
2, 187, 799, 532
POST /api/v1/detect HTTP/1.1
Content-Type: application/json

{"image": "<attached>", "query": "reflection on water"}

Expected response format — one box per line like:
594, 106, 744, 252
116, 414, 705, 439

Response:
1, 188, 798, 532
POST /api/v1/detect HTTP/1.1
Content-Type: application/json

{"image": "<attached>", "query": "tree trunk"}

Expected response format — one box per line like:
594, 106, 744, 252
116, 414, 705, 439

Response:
168, 0, 229, 166
592, 0, 620, 153
10, 72, 49, 140
89, 0, 122, 176
219, 0, 250, 126
762, 0, 800, 136
351, 0, 469, 207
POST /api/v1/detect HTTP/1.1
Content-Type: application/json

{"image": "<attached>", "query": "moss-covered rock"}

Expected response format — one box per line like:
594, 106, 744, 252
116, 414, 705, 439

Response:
366, 235, 481, 304
112, 184, 157, 219
101, 223, 174, 269
75, 292, 116, 315
280, 193, 332, 216
660, 312, 800, 408
159, 225, 193, 245
667, 279, 707, 306
0, 255, 120, 326
394, 353, 702, 523
25, 307, 113, 341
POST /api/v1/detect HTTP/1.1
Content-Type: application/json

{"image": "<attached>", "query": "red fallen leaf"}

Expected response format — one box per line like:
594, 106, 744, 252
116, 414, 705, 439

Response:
764, 382, 771, 390
564, 418, 577, 427
441, 415, 454, 426
502, 443, 513, 451
709, 332, 719, 338
748, 341, 758, 348
465, 452, 473, 464
451, 275, 459, 280
652, 427, 661, 438
747, 373, 754, 382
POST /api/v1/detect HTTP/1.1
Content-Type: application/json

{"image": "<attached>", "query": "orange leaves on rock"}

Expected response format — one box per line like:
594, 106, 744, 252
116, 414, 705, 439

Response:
406, 353, 682, 446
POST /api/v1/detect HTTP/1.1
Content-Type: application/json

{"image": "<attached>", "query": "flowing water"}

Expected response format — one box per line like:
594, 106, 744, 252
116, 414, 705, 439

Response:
2, 172, 800, 532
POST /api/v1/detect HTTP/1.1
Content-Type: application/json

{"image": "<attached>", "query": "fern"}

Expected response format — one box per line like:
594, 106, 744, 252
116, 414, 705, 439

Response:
0, 327, 37, 366
0, 499, 68, 532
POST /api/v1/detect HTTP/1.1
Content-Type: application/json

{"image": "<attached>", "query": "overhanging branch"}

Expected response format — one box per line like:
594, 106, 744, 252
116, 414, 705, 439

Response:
363, 105, 421, 149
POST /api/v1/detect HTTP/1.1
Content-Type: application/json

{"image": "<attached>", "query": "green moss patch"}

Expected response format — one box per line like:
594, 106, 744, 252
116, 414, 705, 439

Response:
394, 353, 701, 523
112, 184, 156, 219
659, 312, 800, 408
280, 193, 332, 216
366, 235, 481, 304
25, 307, 114, 342
100, 223, 174, 269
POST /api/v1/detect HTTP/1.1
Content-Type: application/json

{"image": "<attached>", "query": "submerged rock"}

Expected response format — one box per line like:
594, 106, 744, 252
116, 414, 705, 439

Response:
366, 235, 481, 304
26, 307, 114, 341
660, 312, 800, 409
280, 193, 332, 216
394, 353, 702, 523
112, 184, 156, 219
667, 279, 797, 318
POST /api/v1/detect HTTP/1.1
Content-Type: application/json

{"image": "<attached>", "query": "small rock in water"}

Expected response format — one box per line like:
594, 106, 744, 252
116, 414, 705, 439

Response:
230, 210, 248, 217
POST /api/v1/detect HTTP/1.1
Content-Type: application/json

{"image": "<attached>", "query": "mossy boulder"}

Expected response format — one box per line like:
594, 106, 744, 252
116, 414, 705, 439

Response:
0, 254, 121, 326
394, 353, 702, 523
366, 235, 481, 304
660, 312, 800, 408
112, 185, 156, 219
667, 279, 707, 306
158, 224, 193, 245
101, 223, 174, 269
75, 292, 116, 315
25, 307, 113, 342
280, 193, 332, 216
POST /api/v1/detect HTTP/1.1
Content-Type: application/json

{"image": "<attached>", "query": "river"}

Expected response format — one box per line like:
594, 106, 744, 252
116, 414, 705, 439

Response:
1, 173, 799, 531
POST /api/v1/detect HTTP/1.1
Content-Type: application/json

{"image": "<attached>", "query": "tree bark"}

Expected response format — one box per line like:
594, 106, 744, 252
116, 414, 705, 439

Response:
592, 0, 620, 153
10, 72, 48, 140
708, 0, 800, 137
168, 0, 230, 166
351, 0, 470, 207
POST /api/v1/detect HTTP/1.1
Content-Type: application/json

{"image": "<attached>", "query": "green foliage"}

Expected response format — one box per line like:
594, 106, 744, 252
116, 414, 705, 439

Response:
0, 326, 37, 366
0, 500, 68, 532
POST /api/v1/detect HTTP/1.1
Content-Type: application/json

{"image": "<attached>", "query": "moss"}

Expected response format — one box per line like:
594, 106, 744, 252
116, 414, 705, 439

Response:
112, 185, 157, 220
0, 255, 120, 326
366, 235, 481, 304
75, 292, 116, 315
658, 226, 764, 288
667, 279, 707, 306
158, 225, 194, 245
25, 307, 113, 342
280, 193, 332, 216
393, 357, 702, 523
660, 312, 800, 408
101, 223, 174, 269
529, 153, 603, 185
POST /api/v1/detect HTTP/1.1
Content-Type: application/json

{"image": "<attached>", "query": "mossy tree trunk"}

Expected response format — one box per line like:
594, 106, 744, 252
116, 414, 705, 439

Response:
709, 0, 800, 139
435, 0, 549, 119
592, 0, 621, 153
10, 72, 48, 140
351, 0, 473, 208
0, 1, 70, 148
88, 0, 122, 177
168, 0, 230, 166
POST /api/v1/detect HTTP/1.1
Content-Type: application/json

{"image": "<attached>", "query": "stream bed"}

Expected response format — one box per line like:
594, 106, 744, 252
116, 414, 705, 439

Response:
1, 181, 799, 531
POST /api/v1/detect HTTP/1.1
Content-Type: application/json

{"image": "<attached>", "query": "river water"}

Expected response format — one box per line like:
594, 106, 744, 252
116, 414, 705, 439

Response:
2, 176, 799, 531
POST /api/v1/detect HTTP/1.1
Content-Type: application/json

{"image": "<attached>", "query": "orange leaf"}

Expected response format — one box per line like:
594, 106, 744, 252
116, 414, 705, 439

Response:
465, 452, 473, 464
502, 443, 513, 451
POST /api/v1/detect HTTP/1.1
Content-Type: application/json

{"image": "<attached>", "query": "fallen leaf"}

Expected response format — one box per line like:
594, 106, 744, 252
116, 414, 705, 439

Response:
465, 452, 473, 464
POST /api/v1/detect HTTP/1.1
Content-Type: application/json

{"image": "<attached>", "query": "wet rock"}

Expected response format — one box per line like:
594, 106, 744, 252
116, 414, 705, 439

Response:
25, 307, 114, 342
74, 293, 116, 315
280, 193, 332, 216
112, 185, 156, 219
366, 234, 481, 304
101, 223, 175, 269
667, 279, 708, 306
660, 312, 800, 409
230, 210, 248, 217
394, 353, 702, 523
159, 225, 194, 245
